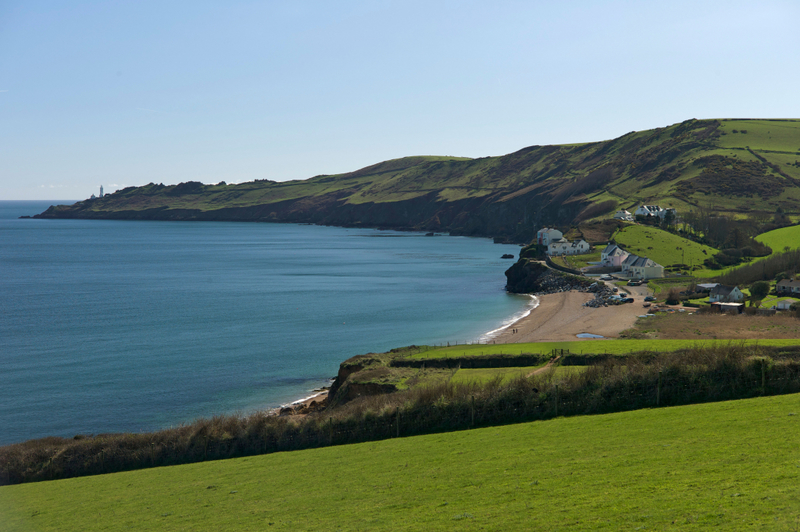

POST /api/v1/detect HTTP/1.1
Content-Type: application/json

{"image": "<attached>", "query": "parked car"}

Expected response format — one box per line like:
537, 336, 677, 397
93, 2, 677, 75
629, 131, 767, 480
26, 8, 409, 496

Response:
644, 296, 656, 302
621, 297, 634, 303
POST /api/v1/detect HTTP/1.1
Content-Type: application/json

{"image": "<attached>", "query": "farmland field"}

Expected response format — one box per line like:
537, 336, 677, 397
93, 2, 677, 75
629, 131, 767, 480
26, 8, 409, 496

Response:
612, 225, 722, 277
756, 224, 800, 252
3, 393, 799, 531
411, 338, 800, 359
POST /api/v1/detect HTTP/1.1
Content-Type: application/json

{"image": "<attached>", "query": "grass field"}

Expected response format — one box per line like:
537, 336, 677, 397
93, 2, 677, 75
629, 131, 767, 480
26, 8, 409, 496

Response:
612, 225, 722, 277
411, 338, 800, 359
756, 224, 800, 252
448, 365, 585, 385
3, 393, 799, 531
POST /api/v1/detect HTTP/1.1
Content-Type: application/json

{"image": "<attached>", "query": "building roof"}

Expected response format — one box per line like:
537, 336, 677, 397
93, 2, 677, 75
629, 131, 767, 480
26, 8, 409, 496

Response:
631, 257, 659, 268
697, 283, 719, 290
710, 285, 738, 297
777, 279, 800, 288
622, 254, 640, 266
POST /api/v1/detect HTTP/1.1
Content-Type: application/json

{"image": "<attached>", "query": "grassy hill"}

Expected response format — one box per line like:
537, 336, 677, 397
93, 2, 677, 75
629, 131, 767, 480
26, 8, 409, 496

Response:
612, 224, 721, 276
756, 223, 800, 252
36, 119, 800, 243
3, 393, 799, 531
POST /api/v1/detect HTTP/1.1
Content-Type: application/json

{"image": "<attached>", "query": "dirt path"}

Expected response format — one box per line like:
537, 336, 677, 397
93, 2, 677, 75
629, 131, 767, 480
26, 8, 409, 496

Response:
526, 355, 561, 377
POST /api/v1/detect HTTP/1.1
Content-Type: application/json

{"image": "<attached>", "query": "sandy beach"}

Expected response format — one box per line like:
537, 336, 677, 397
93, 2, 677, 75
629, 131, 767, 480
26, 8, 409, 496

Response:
495, 285, 652, 343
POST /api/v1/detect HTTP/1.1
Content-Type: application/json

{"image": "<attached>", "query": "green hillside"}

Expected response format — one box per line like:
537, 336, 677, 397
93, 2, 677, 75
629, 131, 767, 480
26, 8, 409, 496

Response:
756, 223, 800, 252
3, 393, 799, 531
36, 119, 800, 243
612, 224, 720, 275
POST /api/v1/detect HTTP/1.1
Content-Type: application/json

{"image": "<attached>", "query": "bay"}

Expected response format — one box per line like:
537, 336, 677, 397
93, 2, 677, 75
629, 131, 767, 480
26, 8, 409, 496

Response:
0, 201, 530, 445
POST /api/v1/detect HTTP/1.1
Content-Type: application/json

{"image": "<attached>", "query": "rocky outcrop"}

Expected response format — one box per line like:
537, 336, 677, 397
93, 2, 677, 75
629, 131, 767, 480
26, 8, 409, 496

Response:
504, 260, 591, 294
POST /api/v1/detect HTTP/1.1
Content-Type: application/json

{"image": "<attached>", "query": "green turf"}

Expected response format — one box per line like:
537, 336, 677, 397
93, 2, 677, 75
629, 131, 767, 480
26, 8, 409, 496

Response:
449, 366, 543, 385
756, 224, 800, 252
3, 394, 800, 531
613, 225, 723, 277
412, 339, 800, 359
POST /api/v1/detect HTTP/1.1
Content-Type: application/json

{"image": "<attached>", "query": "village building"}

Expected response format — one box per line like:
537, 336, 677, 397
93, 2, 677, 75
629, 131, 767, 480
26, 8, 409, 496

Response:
776, 298, 800, 311
776, 279, 800, 296
628, 256, 665, 279
600, 243, 629, 267
711, 302, 744, 314
620, 253, 640, 274
613, 210, 634, 222
634, 205, 664, 218
619, 253, 664, 279
547, 238, 590, 256
536, 227, 563, 247
697, 283, 720, 292
709, 285, 744, 303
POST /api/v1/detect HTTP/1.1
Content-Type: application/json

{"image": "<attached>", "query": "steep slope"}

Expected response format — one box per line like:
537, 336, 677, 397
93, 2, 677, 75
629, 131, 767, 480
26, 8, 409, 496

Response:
36, 119, 800, 242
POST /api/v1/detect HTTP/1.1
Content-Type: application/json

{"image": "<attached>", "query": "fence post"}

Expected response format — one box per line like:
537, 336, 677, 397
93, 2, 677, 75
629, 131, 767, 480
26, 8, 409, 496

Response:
329, 417, 333, 445
761, 360, 766, 394
555, 384, 559, 417
657, 370, 662, 406
471, 395, 475, 426
395, 408, 400, 438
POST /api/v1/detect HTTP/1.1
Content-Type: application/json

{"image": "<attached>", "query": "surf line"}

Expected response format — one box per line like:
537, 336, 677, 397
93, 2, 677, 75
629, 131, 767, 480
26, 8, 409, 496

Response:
479, 294, 539, 342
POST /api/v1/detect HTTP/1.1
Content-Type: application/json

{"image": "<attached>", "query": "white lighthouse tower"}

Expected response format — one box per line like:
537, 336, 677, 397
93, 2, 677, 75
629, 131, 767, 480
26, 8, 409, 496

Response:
100, 185, 104, 197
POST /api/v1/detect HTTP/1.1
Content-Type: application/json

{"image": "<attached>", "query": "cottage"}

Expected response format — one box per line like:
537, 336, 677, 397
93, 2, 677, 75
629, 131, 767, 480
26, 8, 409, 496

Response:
709, 285, 744, 303
547, 238, 591, 256
620, 253, 640, 273
628, 257, 665, 279
601, 243, 629, 267
613, 210, 634, 222
536, 228, 563, 247
776, 279, 800, 295
634, 205, 664, 218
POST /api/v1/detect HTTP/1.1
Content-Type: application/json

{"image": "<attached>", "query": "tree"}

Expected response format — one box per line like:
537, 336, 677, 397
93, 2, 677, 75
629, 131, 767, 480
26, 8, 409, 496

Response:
749, 281, 770, 306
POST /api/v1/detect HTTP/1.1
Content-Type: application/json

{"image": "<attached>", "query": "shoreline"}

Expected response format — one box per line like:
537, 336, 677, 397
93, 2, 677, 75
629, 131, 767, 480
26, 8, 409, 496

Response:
491, 285, 652, 343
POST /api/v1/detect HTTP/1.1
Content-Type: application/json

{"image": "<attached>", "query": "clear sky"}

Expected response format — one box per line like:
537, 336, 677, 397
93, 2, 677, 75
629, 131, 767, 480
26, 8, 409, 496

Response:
2, 0, 799, 200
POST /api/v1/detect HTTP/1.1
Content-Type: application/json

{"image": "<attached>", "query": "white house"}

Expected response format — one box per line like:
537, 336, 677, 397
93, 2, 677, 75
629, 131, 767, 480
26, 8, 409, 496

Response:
709, 285, 744, 303
628, 256, 665, 279
620, 253, 640, 273
634, 205, 677, 221
776, 279, 800, 295
536, 228, 563, 247
634, 205, 664, 218
600, 243, 629, 267
613, 210, 634, 222
547, 238, 591, 256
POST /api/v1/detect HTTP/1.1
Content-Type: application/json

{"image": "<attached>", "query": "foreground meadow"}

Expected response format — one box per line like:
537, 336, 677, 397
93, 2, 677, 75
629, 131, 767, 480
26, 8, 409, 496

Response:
3, 393, 799, 531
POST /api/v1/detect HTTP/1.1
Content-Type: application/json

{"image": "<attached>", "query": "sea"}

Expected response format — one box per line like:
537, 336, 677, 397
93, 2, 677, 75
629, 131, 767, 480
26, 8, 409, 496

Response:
0, 200, 533, 446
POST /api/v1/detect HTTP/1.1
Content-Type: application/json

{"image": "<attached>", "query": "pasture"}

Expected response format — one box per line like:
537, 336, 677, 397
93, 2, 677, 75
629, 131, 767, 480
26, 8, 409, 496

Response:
756, 224, 800, 252
3, 393, 799, 531
411, 338, 800, 360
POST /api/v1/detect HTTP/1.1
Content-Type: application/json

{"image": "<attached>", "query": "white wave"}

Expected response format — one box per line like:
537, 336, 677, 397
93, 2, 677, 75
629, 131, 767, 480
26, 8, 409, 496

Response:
478, 295, 539, 342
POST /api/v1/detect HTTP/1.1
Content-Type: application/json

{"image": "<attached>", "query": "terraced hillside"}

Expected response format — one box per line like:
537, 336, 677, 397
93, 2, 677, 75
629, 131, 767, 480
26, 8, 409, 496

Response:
36, 119, 800, 242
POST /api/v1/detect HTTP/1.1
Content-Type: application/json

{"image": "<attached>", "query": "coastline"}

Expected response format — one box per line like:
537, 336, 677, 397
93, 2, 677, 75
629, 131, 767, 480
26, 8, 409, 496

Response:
491, 287, 651, 343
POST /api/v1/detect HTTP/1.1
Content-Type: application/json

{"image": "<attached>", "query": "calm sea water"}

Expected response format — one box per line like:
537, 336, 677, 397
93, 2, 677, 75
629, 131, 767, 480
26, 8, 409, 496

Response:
0, 200, 530, 445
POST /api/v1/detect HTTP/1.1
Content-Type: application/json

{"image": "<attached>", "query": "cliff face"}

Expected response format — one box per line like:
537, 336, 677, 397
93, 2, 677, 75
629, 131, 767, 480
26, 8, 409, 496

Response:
504, 260, 591, 294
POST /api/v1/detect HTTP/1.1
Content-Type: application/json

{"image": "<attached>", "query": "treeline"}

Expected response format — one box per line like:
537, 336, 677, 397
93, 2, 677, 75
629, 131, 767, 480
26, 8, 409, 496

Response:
2, 344, 800, 486
716, 248, 800, 286
679, 208, 788, 268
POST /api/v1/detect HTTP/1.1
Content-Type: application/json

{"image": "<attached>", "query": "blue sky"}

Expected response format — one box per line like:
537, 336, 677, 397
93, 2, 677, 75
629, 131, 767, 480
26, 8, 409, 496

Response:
2, 0, 799, 200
